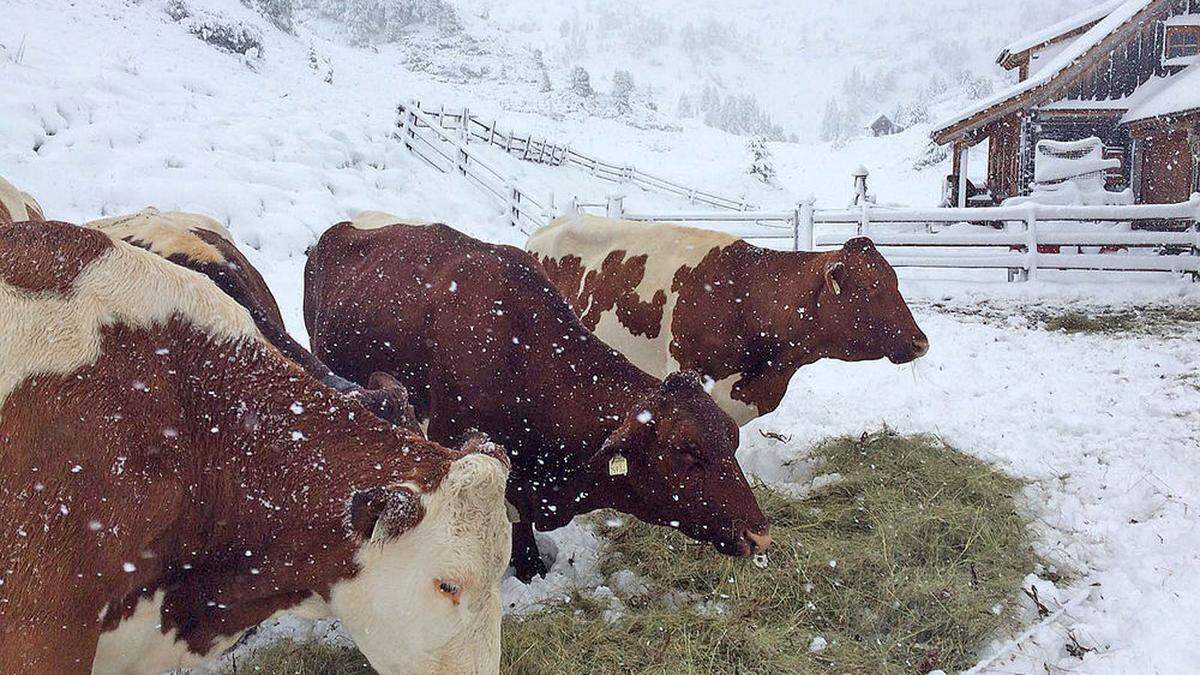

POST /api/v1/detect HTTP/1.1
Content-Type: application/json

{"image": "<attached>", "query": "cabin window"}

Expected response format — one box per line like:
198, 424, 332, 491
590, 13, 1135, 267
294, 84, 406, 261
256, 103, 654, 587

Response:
1165, 26, 1199, 59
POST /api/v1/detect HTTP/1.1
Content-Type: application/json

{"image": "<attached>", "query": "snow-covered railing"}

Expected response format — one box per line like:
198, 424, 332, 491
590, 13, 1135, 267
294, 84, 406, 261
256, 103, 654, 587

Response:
394, 102, 551, 233
587, 195, 1200, 281
399, 101, 756, 213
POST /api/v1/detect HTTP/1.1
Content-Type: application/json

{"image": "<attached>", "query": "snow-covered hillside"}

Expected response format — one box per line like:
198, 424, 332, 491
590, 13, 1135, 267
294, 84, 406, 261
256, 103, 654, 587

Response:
4, 1, 1200, 673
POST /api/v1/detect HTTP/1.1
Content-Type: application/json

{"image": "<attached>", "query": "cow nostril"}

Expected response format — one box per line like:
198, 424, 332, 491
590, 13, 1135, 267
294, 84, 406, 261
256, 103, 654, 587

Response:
912, 336, 929, 357
743, 529, 772, 554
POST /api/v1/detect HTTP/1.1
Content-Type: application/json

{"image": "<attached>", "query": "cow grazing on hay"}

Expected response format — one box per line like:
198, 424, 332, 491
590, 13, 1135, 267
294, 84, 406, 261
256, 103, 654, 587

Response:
0, 220, 512, 674
0, 175, 45, 226
304, 217, 770, 582
528, 215, 929, 426
87, 208, 417, 430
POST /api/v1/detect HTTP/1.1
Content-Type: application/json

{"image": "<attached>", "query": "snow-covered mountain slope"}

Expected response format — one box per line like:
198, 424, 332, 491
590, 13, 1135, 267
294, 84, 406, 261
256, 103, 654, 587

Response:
4, 2, 1200, 674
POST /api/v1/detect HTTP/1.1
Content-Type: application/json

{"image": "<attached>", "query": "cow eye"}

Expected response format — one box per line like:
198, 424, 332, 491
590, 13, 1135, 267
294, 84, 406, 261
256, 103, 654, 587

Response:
434, 578, 463, 605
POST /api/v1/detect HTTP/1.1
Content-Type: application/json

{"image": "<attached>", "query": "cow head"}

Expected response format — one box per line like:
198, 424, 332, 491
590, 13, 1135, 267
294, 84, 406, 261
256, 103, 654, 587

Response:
330, 440, 512, 675
592, 371, 770, 557
814, 238, 928, 364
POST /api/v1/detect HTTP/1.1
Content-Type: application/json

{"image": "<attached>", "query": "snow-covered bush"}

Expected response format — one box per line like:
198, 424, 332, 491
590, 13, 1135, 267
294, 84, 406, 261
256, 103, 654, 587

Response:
166, 1, 264, 59
570, 66, 593, 97
242, 0, 293, 32
747, 136, 775, 184
913, 141, 949, 171
307, 0, 462, 45
307, 46, 333, 83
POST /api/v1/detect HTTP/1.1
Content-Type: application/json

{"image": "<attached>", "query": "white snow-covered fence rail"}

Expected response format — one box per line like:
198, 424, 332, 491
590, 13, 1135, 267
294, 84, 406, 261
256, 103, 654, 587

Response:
609, 196, 1200, 281
394, 102, 549, 233
400, 101, 755, 213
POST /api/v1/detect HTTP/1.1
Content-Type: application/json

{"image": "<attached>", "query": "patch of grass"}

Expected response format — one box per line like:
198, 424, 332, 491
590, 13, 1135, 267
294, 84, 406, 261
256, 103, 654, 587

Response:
233, 431, 1035, 675
224, 640, 373, 674
504, 431, 1034, 674
1042, 310, 1136, 334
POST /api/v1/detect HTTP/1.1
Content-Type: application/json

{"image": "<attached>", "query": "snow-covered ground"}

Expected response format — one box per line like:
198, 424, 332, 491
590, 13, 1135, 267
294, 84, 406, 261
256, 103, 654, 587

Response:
4, 1, 1200, 673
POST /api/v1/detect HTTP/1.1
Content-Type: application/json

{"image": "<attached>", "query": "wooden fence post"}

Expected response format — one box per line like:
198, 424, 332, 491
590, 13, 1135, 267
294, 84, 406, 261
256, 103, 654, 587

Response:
858, 203, 870, 235
797, 200, 816, 252
1023, 205, 1038, 281
606, 194, 625, 219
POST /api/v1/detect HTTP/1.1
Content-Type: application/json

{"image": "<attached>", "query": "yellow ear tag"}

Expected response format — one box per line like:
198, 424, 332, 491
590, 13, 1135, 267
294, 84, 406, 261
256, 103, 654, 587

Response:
608, 454, 628, 477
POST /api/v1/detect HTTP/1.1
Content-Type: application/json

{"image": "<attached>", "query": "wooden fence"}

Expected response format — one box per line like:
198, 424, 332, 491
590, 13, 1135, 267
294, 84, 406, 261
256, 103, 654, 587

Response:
395, 100, 1200, 281
588, 195, 1200, 280
398, 101, 756, 212
395, 102, 550, 233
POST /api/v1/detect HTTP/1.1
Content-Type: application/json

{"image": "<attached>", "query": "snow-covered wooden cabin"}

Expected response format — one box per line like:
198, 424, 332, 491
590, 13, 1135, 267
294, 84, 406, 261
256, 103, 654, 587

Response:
933, 0, 1200, 207
869, 114, 901, 137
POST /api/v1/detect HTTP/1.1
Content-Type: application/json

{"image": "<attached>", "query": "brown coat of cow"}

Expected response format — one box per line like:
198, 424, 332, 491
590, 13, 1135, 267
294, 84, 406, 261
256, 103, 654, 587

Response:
528, 215, 929, 425
87, 209, 417, 430
0, 220, 511, 674
304, 220, 770, 581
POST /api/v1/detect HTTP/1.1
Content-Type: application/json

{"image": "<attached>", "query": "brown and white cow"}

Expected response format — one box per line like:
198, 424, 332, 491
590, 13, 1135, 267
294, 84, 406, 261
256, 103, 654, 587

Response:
86, 208, 417, 430
0, 220, 511, 674
528, 215, 929, 426
0, 175, 46, 226
304, 217, 770, 582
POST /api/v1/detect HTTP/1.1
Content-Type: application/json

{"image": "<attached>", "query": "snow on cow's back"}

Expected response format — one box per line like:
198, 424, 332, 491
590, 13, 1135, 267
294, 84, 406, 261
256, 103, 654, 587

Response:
87, 207, 236, 265
0, 220, 258, 410
527, 214, 739, 278
349, 211, 431, 230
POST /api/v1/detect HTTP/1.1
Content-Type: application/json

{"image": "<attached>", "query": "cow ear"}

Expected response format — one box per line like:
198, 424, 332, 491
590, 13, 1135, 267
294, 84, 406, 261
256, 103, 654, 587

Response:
590, 412, 652, 477
823, 261, 846, 296
346, 486, 424, 543
365, 371, 420, 431
663, 370, 704, 394
843, 237, 875, 254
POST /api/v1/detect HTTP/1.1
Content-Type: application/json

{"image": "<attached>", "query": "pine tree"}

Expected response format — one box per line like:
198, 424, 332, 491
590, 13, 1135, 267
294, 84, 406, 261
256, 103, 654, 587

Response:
612, 70, 634, 112
570, 66, 593, 97
820, 99, 842, 143
677, 93, 694, 118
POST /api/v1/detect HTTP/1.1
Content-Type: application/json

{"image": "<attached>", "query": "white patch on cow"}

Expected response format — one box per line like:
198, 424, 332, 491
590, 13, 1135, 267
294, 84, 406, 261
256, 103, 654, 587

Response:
328, 453, 511, 675
0, 175, 45, 224
0, 237, 259, 412
92, 592, 207, 675
528, 214, 736, 381
705, 374, 761, 427
87, 208, 234, 265
349, 211, 429, 230
93, 592, 329, 675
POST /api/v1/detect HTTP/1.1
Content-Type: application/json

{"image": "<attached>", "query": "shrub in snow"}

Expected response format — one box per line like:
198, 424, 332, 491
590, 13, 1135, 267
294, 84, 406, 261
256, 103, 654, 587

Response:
570, 66, 593, 97
913, 141, 949, 171
242, 0, 293, 32
165, 1, 265, 59
747, 136, 775, 184
307, 47, 333, 83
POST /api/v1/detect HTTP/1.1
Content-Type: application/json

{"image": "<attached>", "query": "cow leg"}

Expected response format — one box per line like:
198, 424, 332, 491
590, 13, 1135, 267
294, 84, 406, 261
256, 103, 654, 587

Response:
510, 521, 548, 583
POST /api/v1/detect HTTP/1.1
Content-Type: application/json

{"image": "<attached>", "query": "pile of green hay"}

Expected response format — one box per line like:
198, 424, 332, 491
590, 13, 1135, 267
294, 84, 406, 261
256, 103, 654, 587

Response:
231, 431, 1035, 675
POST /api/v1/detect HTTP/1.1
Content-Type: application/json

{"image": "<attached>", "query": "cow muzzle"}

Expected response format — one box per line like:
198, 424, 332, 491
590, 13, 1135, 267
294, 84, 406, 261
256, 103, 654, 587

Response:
889, 334, 929, 363
732, 526, 772, 557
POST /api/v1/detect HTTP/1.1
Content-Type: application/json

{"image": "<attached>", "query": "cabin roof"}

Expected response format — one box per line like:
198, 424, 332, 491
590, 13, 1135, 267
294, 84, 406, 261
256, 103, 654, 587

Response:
1123, 64, 1200, 122
997, 0, 1125, 67
932, 0, 1161, 145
